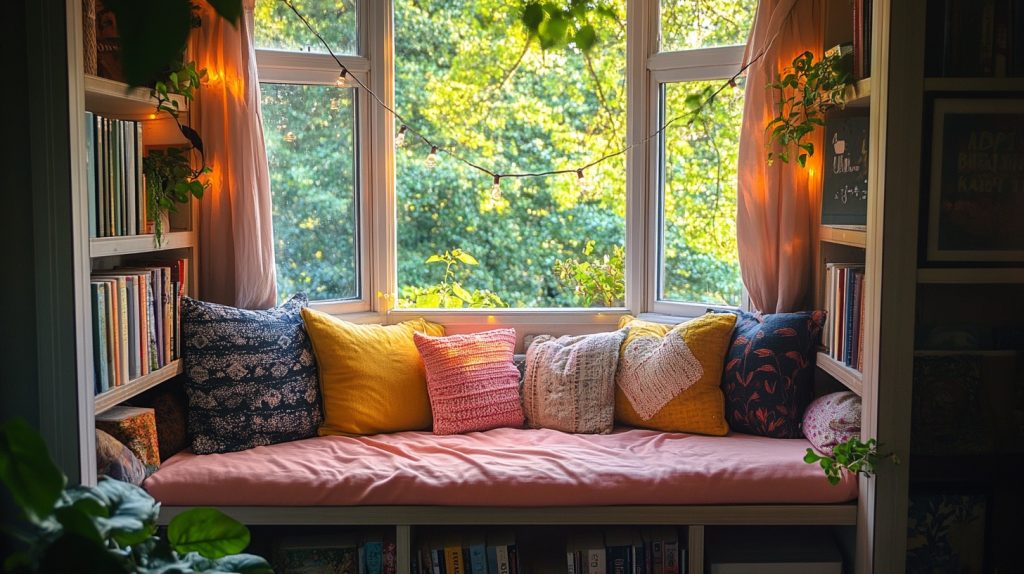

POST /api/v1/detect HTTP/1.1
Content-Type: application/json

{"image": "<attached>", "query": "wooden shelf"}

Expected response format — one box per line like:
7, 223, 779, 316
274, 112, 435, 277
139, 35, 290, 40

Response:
819, 225, 867, 248
924, 77, 1024, 92
844, 78, 871, 107
816, 352, 863, 396
95, 359, 182, 414
90, 231, 196, 258
84, 74, 187, 119
917, 268, 1024, 284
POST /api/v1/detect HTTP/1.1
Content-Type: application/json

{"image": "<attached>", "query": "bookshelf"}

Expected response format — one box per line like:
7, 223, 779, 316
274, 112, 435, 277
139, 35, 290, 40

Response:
916, 267, 1024, 284
90, 230, 198, 258
94, 359, 183, 414
816, 352, 864, 396
819, 224, 867, 248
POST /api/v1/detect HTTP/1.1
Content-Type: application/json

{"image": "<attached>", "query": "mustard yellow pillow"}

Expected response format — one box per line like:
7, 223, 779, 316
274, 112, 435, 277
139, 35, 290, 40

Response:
300, 308, 445, 435
614, 313, 736, 436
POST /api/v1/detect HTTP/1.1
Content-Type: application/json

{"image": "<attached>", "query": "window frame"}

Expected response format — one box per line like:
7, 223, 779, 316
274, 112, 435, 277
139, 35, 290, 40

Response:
255, 0, 749, 329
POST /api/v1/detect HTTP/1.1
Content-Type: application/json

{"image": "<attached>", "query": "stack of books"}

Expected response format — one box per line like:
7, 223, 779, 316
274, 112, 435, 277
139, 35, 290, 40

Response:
567, 528, 684, 574
273, 531, 397, 574
84, 111, 147, 238
929, 0, 1024, 77
90, 259, 187, 394
823, 263, 866, 372
415, 530, 518, 574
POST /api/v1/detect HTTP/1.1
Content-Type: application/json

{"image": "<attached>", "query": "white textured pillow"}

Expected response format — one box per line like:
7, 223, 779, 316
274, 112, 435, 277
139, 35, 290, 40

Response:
523, 329, 628, 434
802, 391, 861, 455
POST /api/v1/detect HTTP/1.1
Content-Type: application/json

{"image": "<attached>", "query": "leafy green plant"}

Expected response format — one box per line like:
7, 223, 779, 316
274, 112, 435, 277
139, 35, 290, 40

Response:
0, 418, 270, 573
398, 249, 506, 309
765, 50, 851, 167
143, 147, 210, 245
520, 1, 618, 51
804, 436, 899, 485
553, 241, 625, 307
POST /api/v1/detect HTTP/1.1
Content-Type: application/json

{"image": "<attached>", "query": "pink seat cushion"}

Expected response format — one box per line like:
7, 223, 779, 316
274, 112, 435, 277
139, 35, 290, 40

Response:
145, 428, 857, 507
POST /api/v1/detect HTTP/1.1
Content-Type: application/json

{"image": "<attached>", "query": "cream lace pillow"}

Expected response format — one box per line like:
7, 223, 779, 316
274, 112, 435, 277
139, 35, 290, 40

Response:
523, 329, 628, 434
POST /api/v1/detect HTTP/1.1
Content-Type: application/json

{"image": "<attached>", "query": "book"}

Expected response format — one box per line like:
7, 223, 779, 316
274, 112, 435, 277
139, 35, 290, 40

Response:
272, 535, 358, 574
443, 543, 464, 574
663, 539, 679, 574
85, 112, 97, 238
123, 121, 136, 236
363, 539, 384, 574
605, 529, 634, 574
383, 539, 397, 574
486, 545, 498, 574
101, 281, 117, 388
90, 282, 109, 394
467, 535, 487, 574
124, 275, 138, 379
95, 406, 160, 468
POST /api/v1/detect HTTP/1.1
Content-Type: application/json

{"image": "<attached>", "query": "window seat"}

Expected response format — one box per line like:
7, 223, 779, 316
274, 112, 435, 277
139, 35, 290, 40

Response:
143, 427, 857, 507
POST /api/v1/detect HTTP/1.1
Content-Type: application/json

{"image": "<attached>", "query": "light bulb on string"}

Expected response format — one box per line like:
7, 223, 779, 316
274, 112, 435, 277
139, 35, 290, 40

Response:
335, 69, 348, 87
394, 125, 407, 148
283, 131, 297, 143
424, 146, 439, 168
576, 168, 594, 198
490, 175, 502, 201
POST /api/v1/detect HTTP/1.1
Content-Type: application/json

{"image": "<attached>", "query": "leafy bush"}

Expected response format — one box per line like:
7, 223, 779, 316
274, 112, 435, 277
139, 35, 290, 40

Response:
0, 418, 270, 573
398, 249, 507, 309
553, 241, 625, 307
803, 436, 897, 485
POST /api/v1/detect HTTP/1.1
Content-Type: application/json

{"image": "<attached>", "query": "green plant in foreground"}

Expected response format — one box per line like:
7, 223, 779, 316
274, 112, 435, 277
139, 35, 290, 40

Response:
553, 241, 625, 307
398, 249, 507, 309
765, 50, 851, 167
804, 436, 899, 486
0, 418, 270, 573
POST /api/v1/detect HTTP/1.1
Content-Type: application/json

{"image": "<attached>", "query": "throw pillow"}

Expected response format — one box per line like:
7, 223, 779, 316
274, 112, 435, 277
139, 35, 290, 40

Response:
95, 429, 147, 485
803, 391, 861, 456
720, 310, 825, 438
413, 329, 524, 435
301, 308, 445, 435
523, 330, 628, 434
614, 313, 737, 436
182, 294, 322, 454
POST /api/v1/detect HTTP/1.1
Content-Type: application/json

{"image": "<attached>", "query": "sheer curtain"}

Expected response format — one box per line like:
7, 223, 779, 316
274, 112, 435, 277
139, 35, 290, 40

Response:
736, 0, 823, 313
193, 0, 277, 309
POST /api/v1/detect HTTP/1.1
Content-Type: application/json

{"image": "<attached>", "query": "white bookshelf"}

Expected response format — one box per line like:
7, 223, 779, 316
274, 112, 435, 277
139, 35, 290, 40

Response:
94, 359, 183, 414
90, 230, 197, 258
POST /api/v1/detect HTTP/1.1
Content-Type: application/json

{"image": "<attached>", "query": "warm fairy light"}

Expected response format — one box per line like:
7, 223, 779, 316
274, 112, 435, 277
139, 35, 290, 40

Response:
283, 131, 297, 143
490, 175, 502, 201
329, 98, 340, 111
576, 168, 594, 197
395, 125, 407, 148
424, 146, 439, 168
149, 113, 157, 120
335, 69, 348, 87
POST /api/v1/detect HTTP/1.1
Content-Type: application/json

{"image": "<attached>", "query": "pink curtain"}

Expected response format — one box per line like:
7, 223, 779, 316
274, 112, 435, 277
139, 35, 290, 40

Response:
194, 0, 277, 309
736, 0, 823, 313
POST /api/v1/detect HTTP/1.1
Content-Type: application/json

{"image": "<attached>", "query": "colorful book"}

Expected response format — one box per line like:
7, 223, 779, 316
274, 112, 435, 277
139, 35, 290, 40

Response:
95, 406, 160, 468
90, 282, 109, 394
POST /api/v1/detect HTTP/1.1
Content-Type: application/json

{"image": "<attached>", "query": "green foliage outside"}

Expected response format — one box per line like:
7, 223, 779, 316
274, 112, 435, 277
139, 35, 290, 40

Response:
0, 418, 270, 573
554, 241, 625, 307
256, 0, 753, 308
397, 249, 507, 309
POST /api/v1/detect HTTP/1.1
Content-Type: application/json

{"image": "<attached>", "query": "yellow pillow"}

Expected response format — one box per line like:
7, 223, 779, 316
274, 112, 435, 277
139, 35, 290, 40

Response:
300, 308, 445, 436
614, 313, 736, 436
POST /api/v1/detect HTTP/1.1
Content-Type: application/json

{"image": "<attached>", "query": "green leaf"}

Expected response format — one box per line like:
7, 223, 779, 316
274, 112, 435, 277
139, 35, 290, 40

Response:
91, 478, 159, 547
0, 418, 65, 524
452, 283, 473, 304
168, 507, 251, 559
425, 255, 444, 263
207, 554, 274, 573
538, 14, 570, 48
205, 0, 243, 25
803, 448, 822, 463
521, 3, 545, 31
574, 24, 597, 52
415, 293, 442, 308
54, 504, 104, 544
38, 531, 130, 573
454, 251, 479, 265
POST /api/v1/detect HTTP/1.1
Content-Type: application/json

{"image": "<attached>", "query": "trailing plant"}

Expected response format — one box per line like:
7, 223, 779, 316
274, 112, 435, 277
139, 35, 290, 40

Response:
143, 147, 210, 244
398, 249, 507, 309
765, 50, 852, 167
0, 418, 270, 573
804, 436, 899, 485
553, 241, 625, 307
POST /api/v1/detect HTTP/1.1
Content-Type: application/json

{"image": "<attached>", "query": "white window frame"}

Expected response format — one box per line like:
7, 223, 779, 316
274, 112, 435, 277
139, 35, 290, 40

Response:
256, 0, 748, 333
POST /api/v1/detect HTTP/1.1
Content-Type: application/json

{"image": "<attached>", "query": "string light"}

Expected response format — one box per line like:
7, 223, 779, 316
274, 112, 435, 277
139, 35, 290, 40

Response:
576, 168, 594, 197
283, 131, 297, 143
280, 0, 772, 192
490, 175, 502, 201
330, 98, 340, 111
335, 69, 348, 87
424, 146, 439, 168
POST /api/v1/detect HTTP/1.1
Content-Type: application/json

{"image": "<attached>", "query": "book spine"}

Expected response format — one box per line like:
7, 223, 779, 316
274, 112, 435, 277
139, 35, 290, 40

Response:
85, 112, 97, 238
607, 547, 630, 574
365, 541, 384, 574
443, 545, 464, 574
863, 0, 872, 78
468, 545, 486, 574
91, 283, 109, 394
662, 541, 678, 574
508, 545, 518, 574
123, 121, 134, 236
125, 276, 138, 379
145, 274, 158, 372
111, 119, 121, 236
138, 277, 149, 376
844, 268, 856, 367
162, 267, 171, 362
383, 540, 397, 574
632, 543, 645, 574
117, 277, 129, 385
103, 281, 117, 388
852, 0, 863, 79
495, 546, 509, 574
136, 122, 145, 232
99, 116, 109, 237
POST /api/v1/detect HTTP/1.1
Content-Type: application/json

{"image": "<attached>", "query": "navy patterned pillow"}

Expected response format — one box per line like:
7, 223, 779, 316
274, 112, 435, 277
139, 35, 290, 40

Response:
182, 294, 322, 454
719, 310, 825, 438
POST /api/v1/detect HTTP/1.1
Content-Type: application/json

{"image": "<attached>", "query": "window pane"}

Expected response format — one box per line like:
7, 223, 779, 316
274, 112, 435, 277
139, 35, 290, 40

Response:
659, 79, 744, 306
660, 0, 755, 52
261, 83, 359, 302
394, 0, 626, 308
254, 0, 357, 54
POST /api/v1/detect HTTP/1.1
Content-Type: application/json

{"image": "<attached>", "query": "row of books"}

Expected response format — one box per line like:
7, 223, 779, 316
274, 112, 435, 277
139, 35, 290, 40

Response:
851, 0, 872, 79
928, 0, 1024, 77
90, 259, 187, 394
84, 111, 148, 239
823, 263, 866, 373
413, 531, 518, 574
273, 533, 396, 574
567, 528, 685, 574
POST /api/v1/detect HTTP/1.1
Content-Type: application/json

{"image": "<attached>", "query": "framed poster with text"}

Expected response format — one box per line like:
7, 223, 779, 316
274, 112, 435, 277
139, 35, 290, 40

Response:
927, 99, 1024, 262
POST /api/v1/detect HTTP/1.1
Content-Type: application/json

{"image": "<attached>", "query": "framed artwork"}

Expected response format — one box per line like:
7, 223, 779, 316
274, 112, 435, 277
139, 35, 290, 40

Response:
906, 489, 988, 574
927, 98, 1024, 262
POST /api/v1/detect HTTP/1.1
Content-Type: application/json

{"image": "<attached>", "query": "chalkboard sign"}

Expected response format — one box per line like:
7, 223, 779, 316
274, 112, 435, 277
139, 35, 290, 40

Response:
927, 99, 1024, 262
822, 113, 869, 226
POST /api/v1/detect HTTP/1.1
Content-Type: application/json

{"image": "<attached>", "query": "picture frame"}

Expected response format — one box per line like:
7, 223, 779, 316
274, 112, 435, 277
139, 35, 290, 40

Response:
927, 98, 1024, 262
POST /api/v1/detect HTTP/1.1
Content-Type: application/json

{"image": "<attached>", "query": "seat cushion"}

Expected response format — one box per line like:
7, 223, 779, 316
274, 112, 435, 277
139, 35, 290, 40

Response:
145, 428, 858, 507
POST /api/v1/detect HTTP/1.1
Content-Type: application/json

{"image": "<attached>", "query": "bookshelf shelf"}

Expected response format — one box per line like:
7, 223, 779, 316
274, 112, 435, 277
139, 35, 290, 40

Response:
916, 268, 1024, 284
816, 352, 863, 396
90, 231, 197, 258
923, 77, 1024, 92
844, 78, 871, 108
819, 225, 867, 248
95, 359, 182, 415
84, 74, 187, 119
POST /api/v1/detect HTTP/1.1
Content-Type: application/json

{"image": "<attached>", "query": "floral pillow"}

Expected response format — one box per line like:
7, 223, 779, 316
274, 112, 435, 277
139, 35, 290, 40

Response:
802, 391, 861, 455
719, 310, 824, 438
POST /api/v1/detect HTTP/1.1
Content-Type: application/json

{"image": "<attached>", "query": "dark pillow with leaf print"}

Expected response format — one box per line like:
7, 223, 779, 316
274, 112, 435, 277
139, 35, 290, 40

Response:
182, 294, 322, 454
719, 310, 825, 438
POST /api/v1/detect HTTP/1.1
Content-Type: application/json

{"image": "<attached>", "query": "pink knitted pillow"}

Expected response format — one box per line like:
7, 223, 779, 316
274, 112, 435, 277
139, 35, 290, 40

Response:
802, 391, 861, 456
414, 329, 524, 435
